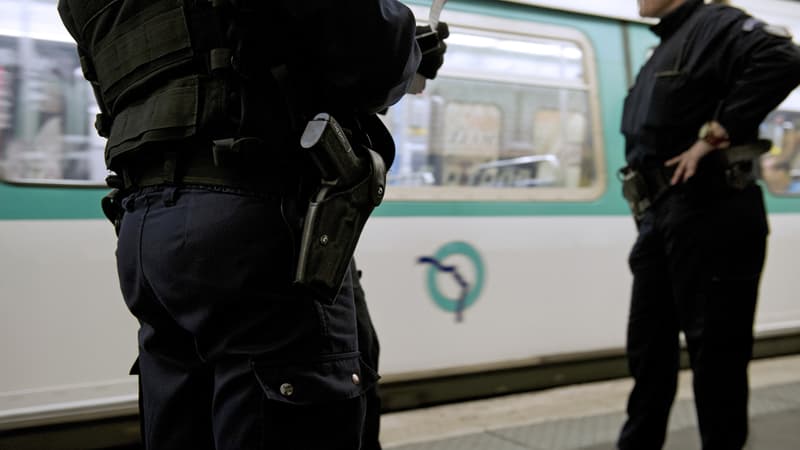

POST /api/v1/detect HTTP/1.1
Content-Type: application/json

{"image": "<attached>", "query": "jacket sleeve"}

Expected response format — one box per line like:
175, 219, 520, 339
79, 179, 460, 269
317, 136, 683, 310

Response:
282, 0, 421, 114
715, 18, 800, 143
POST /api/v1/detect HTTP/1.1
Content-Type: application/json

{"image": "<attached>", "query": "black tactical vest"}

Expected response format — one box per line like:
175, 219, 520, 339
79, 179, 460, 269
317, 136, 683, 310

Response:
57, 0, 293, 171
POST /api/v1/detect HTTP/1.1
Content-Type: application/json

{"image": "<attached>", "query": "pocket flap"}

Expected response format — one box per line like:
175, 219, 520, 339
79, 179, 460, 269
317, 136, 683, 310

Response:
252, 353, 378, 406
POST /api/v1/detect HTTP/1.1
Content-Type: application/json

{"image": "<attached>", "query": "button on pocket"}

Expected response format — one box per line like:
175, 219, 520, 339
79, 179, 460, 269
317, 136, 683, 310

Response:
251, 352, 378, 406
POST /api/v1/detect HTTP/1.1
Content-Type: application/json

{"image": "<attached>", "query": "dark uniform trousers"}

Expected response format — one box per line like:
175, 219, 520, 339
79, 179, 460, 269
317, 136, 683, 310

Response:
117, 181, 378, 450
618, 178, 768, 450
351, 259, 383, 450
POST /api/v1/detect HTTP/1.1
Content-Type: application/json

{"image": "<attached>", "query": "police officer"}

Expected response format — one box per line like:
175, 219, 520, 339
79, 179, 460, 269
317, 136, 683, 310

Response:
618, 0, 800, 449
56, 1, 446, 449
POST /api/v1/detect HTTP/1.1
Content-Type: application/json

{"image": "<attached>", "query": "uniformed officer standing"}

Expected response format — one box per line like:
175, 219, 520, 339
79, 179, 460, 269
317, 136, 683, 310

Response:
618, 0, 800, 449
56, 1, 445, 449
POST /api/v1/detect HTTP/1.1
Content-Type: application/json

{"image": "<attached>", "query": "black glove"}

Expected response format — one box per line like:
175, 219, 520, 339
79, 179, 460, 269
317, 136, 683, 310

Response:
415, 21, 449, 80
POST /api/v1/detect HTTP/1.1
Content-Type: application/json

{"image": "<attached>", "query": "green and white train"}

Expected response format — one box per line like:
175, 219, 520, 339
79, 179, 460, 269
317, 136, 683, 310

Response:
1, 0, 799, 440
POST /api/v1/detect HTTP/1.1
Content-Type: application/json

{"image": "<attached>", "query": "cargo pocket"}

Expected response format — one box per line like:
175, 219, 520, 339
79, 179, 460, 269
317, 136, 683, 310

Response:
251, 352, 379, 449
252, 352, 377, 404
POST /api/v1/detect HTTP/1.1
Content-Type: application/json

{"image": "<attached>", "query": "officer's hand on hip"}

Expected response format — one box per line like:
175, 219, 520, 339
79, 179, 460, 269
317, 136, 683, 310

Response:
666, 121, 731, 185
666, 140, 717, 185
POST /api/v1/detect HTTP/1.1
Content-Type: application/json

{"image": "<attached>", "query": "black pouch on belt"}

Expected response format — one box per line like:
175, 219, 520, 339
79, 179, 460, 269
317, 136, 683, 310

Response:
719, 139, 771, 190
619, 166, 672, 221
101, 174, 126, 236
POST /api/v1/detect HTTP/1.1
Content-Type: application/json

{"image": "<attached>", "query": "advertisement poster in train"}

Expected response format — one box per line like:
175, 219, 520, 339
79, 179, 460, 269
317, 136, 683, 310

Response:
532, 108, 589, 188
433, 101, 501, 186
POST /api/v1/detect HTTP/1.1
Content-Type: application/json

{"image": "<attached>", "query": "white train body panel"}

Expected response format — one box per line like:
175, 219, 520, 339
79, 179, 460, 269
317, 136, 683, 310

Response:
3, 211, 799, 428
356, 214, 800, 379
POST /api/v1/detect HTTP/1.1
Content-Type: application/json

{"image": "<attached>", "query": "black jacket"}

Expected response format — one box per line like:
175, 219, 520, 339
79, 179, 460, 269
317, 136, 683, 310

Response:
622, 0, 800, 168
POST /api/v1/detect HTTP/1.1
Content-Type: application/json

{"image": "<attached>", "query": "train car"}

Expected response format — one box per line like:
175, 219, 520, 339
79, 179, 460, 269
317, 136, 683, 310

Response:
1, 0, 799, 446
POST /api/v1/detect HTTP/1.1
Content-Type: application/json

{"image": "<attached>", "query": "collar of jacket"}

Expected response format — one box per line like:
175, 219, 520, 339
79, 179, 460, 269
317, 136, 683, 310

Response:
650, 0, 704, 39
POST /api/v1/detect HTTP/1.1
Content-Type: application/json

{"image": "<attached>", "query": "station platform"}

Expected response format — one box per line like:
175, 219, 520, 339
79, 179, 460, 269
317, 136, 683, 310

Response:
380, 354, 800, 450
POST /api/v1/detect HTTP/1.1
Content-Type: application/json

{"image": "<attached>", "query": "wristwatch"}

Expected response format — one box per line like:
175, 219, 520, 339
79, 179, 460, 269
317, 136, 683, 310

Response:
698, 121, 730, 148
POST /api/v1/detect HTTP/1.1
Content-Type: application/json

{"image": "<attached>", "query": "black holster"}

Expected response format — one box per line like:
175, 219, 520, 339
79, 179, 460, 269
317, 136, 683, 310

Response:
295, 148, 386, 303
720, 139, 771, 190
619, 166, 672, 221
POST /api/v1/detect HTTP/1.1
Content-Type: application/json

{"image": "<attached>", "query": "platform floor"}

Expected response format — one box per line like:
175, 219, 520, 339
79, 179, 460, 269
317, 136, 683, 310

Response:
381, 354, 800, 450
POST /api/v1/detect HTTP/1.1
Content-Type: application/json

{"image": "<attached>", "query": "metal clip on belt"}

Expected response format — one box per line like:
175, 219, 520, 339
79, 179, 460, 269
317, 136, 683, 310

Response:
619, 166, 673, 220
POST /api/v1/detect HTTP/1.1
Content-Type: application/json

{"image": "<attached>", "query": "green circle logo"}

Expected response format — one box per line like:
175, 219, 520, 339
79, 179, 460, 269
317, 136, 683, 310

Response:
418, 241, 486, 320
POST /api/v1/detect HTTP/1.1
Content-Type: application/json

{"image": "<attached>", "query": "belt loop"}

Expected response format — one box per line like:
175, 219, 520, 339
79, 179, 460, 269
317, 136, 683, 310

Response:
213, 139, 235, 167
162, 186, 179, 207
163, 151, 178, 184
121, 169, 135, 190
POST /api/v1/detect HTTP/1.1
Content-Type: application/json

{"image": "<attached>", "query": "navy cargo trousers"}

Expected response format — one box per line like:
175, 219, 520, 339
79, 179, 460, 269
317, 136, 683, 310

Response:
116, 185, 377, 450
618, 181, 768, 450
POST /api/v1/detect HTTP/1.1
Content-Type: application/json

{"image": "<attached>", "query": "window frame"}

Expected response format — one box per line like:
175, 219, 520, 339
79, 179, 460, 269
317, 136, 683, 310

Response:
387, 6, 607, 202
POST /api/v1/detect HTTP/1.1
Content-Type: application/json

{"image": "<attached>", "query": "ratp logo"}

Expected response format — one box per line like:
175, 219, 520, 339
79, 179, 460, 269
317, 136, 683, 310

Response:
418, 241, 486, 322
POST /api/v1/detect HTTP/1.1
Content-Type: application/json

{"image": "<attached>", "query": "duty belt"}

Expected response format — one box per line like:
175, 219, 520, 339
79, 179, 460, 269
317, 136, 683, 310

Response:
117, 144, 287, 194
619, 140, 769, 220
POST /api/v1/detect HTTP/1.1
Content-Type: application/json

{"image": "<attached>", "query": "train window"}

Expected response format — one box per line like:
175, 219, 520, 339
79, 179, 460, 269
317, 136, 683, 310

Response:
0, 0, 106, 186
0, 3, 605, 196
759, 93, 800, 196
382, 13, 605, 201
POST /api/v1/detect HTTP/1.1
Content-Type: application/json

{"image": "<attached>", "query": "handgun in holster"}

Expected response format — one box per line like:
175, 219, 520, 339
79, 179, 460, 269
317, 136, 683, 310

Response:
295, 112, 387, 303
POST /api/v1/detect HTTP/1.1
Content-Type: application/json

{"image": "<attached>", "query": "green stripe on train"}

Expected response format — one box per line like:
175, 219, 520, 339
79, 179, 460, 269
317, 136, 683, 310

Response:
0, 184, 107, 220
0, 181, 630, 219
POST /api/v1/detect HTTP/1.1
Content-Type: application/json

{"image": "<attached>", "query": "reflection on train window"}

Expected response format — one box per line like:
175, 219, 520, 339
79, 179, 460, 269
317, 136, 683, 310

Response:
0, 4, 106, 185
760, 106, 800, 196
382, 25, 603, 201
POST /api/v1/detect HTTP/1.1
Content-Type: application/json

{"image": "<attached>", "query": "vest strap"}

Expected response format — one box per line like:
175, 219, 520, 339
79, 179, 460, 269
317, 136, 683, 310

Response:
106, 76, 200, 165
93, 4, 194, 110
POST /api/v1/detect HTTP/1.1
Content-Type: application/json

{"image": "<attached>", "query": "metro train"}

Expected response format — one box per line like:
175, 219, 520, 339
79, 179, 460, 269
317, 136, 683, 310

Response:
1, 0, 799, 445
